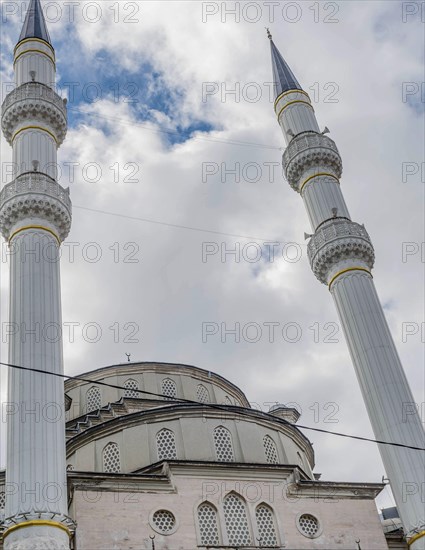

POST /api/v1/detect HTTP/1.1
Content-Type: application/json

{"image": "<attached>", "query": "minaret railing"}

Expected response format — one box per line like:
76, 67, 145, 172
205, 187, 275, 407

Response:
0, 172, 71, 208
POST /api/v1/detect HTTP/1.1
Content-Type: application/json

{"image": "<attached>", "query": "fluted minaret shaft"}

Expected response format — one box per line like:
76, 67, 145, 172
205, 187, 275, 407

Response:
0, 1, 73, 547
270, 35, 425, 549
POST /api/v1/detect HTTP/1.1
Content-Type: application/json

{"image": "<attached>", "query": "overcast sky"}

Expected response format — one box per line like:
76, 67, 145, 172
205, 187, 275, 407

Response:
0, 0, 424, 512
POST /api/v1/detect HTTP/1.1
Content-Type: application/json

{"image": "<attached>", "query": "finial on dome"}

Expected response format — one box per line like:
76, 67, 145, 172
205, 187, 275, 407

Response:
266, 27, 272, 40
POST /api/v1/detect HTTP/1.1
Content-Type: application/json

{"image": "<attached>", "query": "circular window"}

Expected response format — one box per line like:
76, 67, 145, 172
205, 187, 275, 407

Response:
297, 513, 321, 538
151, 509, 177, 535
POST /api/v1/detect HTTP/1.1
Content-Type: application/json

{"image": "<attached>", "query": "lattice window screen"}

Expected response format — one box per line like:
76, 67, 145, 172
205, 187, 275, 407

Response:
299, 514, 319, 537
156, 428, 177, 460
86, 386, 101, 412
213, 426, 234, 462
0, 491, 5, 509
256, 504, 278, 545
263, 435, 279, 464
161, 378, 177, 398
124, 378, 139, 398
196, 384, 210, 403
223, 494, 251, 545
152, 510, 175, 534
102, 442, 121, 473
197, 503, 220, 545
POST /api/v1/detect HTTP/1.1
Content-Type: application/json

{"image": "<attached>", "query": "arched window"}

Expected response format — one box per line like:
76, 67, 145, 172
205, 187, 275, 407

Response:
156, 428, 177, 460
223, 493, 251, 545
263, 435, 279, 464
197, 384, 210, 403
161, 378, 177, 398
86, 386, 101, 412
197, 502, 220, 545
213, 426, 234, 462
124, 378, 139, 398
256, 504, 279, 545
102, 442, 121, 473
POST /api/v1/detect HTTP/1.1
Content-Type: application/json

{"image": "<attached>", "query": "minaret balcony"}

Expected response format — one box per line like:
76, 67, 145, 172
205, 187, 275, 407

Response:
0, 172, 72, 242
307, 218, 375, 284
283, 131, 342, 192
1, 81, 67, 145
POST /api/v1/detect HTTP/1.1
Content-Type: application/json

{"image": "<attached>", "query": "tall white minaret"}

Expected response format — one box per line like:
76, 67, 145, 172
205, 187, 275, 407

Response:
268, 32, 425, 549
0, 1, 73, 547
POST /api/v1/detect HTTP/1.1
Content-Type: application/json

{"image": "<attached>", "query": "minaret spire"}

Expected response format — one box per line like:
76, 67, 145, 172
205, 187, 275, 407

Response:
270, 37, 425, 549
268, 33, 302, 98
18, 0, 52, 46
0, 1, 73, 548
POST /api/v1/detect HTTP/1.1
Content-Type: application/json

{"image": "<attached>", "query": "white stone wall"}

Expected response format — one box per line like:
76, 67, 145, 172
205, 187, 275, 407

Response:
70, 473, 388, 549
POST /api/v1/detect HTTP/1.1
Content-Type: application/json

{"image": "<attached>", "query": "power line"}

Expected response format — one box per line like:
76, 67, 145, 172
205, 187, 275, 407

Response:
1, 360, 424, 452
73, 204, 298, 244
68, 107, 282, 151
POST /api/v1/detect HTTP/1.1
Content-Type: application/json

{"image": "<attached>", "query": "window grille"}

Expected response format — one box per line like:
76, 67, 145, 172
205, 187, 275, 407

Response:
213, 426, 234, 462
0, 491, 5, 509
156, 428, 177, 460
102, 442, 121, 473
298, 514, 319, 537
223, 494, 251, 545
161, 378, 177, 398
197, 384, 210, 403
124, 378, 139, 398
152, 510, 176, 534
256, 504, 278, 545
86, 386, 101, 412
197, 503, 220, 545
263, 435, 279, 464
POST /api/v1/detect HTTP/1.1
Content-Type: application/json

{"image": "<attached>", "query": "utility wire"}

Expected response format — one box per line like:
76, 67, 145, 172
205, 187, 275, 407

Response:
68, 107, 282, 151
73, 204, 298, 244
1, 360, 424, 452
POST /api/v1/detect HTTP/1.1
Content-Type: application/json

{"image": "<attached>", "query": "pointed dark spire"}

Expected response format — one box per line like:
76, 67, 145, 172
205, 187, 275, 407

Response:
18, 0, 52, 47
267, 30, 302, 98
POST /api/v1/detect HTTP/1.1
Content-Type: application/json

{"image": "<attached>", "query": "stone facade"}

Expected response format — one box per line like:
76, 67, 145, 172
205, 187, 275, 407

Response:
69, 466, 387, 549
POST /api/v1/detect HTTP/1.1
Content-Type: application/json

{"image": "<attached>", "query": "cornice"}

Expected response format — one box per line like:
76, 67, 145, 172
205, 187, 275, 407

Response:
139, 460, 307, 481
67, 471, 174, 494
66, 465, 384, 501
290, 479, 385, 500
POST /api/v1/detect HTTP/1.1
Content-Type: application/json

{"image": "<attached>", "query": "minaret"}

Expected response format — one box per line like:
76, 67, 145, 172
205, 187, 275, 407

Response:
0, 0, 73, 547
268, 32, 425, 548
